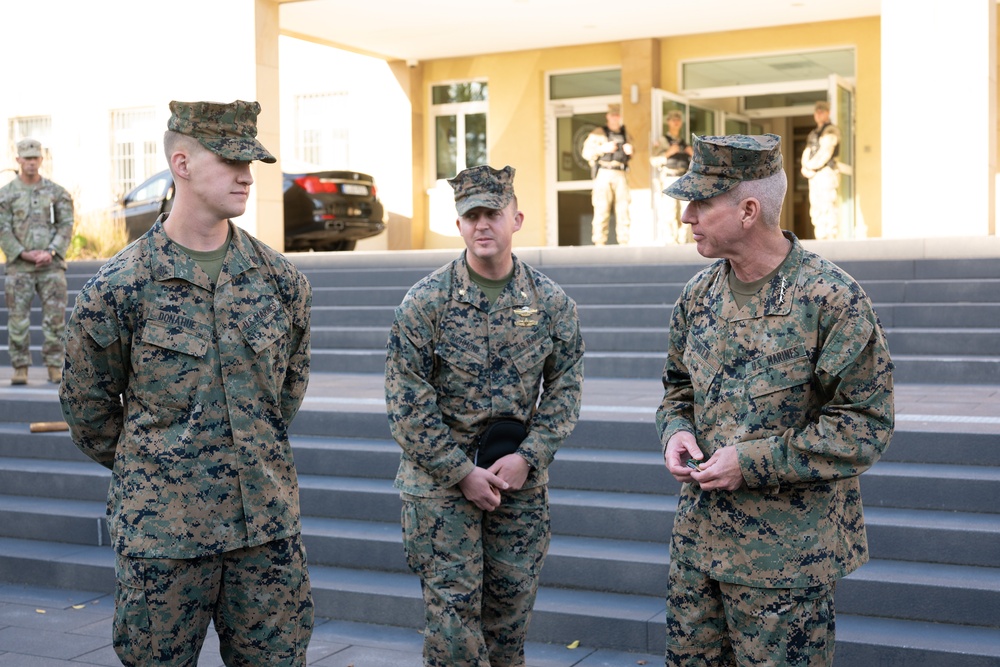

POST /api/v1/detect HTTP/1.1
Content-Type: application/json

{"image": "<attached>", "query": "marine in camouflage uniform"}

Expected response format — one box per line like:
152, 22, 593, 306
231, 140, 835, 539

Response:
0, 138, 74, 384
657, 134, 894, 666
385, 165, 584, 667
800, 101, 841, 240
59, 100, 314, 667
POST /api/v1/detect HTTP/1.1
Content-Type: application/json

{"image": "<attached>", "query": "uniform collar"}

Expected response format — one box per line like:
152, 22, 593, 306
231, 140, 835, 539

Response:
452, 251, 534, 311
147, 215, 259, 289
711, 231, 803, 321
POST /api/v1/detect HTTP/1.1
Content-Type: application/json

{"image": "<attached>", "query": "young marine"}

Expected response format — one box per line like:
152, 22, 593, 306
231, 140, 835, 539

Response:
59, 100, 314, 666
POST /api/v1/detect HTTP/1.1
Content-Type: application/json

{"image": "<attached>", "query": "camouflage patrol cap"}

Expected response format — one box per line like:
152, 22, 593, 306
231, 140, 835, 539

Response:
814, 100, 831, 112
608, 103, 622, 116
448, 165, 515, 215
666, 110, 683, 121
167, 100, 276, 163
664, 133, 783, 201
16, 138, 42, 158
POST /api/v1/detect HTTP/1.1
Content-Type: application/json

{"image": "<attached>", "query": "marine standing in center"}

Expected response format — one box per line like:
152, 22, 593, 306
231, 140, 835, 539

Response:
385, 164, 585, 666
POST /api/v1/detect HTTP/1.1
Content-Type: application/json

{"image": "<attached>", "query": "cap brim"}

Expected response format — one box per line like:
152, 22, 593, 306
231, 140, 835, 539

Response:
455, 193, 509, 216
664, 171, 739, 201
200, 137, 276, 164
18, 152, 42, 159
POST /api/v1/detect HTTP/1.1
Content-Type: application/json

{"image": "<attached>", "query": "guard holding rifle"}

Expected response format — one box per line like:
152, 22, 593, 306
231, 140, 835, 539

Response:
582, 103, 634, 246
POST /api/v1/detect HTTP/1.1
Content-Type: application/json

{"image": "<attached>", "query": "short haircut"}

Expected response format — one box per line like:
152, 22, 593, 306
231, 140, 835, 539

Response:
163, 130, 202, 170
727, 171, 788, 228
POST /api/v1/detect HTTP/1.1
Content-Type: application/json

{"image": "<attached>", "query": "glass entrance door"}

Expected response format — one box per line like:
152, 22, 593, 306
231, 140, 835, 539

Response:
548, 99, 620, 246
830, 74, 857, 238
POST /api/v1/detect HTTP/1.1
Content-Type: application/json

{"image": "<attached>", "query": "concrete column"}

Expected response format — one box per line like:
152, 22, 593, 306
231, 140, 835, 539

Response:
620, 39, 661, 246
254, 0, 284, 250
881, 1, 996, 238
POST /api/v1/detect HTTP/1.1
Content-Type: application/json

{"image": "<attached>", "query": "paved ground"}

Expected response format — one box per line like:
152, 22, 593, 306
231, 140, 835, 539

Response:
0, 369, 997, 665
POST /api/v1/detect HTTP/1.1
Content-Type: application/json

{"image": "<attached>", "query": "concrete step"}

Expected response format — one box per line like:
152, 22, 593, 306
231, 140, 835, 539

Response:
860, 461, 1000, 513
2, 534, 996, 659
839, 558, 1000, 629
835, 613, 1000, 667
302, 346, 1000, 382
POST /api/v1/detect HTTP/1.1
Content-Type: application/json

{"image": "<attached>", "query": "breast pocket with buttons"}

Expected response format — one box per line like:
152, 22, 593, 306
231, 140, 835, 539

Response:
134, 317, 211, 413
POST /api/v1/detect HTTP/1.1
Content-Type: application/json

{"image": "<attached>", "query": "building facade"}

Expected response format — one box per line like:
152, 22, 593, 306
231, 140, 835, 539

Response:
3, 1, 997, 254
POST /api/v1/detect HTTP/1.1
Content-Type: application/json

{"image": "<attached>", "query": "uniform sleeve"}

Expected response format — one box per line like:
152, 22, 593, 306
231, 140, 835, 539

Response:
48, 188, 75, 258
802, 126, 841, 172
280, 270, 312, 424
518, 300, 585, 471
0, 189, 25, 261
656, 292, 697, 452
581, 128, 607, 163
385, 299, 475, 488
738, 301, 895, 488
59, 282, 128, 470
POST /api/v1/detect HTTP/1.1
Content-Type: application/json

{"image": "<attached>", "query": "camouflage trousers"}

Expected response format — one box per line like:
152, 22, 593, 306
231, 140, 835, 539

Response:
4, 269, 67, 369
664, 558, 836, 667
591, 168, 631, 245
807, 168, 840, 240
401, 486, 551, 667
113, 534, 313, 667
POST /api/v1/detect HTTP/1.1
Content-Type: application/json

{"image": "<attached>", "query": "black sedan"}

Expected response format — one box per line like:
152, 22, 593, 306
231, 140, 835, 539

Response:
116, 169, 386, 252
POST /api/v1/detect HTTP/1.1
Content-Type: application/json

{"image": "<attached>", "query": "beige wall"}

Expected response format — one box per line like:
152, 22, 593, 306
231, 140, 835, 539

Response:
417, 44, 622, 250
409, 17, 883, 248
255, 0, 284, 250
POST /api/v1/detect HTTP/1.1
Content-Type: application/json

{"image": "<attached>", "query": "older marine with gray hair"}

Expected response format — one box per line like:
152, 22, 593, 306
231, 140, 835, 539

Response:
657, 133, 894, 666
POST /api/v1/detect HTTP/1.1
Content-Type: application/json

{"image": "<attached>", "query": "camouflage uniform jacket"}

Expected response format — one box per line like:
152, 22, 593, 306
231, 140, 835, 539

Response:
656, 232, 894, 588
386, 253, 584, 497
59, 216, 312, 559
0, 176, 74, 272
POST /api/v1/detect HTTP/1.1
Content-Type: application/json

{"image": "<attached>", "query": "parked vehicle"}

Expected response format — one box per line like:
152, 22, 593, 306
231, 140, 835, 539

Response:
115, 168, 387, 252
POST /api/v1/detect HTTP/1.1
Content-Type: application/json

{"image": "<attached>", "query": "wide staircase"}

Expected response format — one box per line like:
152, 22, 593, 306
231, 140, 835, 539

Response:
0, 244, 997, 665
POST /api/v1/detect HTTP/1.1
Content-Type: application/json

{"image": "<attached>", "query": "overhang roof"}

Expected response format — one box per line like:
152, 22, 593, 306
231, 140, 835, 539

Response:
278, 0, 881, 62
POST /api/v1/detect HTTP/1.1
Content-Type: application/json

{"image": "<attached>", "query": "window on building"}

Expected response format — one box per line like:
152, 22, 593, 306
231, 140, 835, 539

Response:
111, 107, 160, 198
682, 49, 854, 91
8, 116, 53, 172
295, 92, 350, 167
431, 82, 488, 180
549, 69, 621, 100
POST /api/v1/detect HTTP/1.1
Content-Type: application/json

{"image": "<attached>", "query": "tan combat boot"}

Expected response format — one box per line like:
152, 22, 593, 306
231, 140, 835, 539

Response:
11, 367, 28, 385
47, 366, 62, 384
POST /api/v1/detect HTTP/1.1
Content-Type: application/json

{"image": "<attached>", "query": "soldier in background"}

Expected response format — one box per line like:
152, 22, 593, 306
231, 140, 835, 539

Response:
651, 110, 694, 244
582, 103, 633, 246
656, 134, 894, 666
385, 165, 584, 666
0, 138, 73, 385
800, 100, 841, 240
59, 100, 314, 666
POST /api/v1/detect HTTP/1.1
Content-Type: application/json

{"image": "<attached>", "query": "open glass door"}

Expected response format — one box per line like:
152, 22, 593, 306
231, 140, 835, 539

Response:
651, 89, 719, 244
830, 74, 857, 238
548, 99, 619, 245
